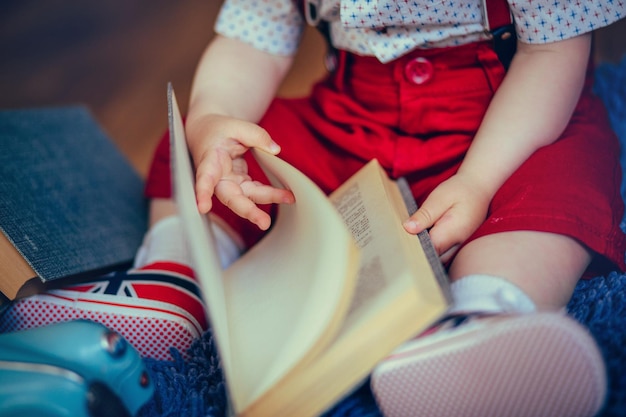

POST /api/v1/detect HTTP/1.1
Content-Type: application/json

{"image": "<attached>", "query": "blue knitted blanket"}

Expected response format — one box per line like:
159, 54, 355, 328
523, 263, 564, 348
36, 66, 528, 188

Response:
139, 58, 626, 417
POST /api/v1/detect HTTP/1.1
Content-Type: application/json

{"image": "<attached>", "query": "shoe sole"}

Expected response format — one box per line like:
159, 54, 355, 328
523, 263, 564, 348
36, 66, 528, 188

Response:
371, 313, 606, 417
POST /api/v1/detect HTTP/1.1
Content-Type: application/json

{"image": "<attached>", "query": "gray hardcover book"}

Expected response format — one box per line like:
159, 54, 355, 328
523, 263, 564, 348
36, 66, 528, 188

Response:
0, 106, 148, 299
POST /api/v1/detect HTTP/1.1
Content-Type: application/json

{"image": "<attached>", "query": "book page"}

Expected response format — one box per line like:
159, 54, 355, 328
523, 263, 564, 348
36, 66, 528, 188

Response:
330, 160, 418, 327
221, 149, 361, 411
241, 159, 449, 417
332, 180, 386, 317
0, 234, 36, 299
327, 159, 449, 340
167, 86, 233, 372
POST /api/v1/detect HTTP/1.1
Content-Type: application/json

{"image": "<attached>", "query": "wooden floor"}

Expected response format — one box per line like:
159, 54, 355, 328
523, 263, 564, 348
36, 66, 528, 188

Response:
1, 1, 624, 178
0, 0, 326, 177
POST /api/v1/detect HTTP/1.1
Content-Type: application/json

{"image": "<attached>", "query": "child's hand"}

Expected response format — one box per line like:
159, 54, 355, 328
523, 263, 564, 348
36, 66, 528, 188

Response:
403, 174, 491, 263
186, 114, 295, 230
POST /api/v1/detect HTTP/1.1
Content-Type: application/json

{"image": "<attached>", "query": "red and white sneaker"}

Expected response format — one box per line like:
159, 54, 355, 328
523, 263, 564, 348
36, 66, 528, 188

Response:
371, 312, 607, 417
0, 261, 208, 361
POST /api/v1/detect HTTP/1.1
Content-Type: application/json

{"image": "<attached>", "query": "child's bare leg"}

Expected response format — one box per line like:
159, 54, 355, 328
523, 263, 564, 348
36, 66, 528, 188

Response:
149, 198, 178, 227
448, 230, 591, 310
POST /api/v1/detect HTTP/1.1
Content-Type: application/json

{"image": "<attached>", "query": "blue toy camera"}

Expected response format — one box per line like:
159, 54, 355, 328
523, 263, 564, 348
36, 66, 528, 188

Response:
0, 320, 154, 417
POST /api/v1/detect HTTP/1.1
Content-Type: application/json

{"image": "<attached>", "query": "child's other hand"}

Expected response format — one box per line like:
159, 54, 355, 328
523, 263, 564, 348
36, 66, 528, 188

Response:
403, 174, 490, 263
186, 114, 295, 230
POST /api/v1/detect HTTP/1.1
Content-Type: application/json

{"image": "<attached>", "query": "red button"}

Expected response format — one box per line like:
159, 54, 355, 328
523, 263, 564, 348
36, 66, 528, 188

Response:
404, 57, 434, 85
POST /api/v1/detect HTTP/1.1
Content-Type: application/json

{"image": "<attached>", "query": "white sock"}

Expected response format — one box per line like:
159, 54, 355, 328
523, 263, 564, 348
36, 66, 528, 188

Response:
133, 215, 241, 269
448, 274, 536, 315
209, 218, 243, 268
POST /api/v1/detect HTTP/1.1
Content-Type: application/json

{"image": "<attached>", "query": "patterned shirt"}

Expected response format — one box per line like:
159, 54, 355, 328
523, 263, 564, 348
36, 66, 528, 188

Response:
215, 0, 625, 62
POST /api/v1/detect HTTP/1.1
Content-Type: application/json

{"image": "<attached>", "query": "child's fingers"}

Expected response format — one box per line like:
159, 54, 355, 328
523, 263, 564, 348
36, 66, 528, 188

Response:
194, 149, 234, 213
227, 122, 281, 156
439, 244, 461, 264
241, 181, 295, 205
403, 197, 447, 234
427, 216, 465, 257
215, 179, 272, 230
405, 201, 466, 256
425, 205, 486, 257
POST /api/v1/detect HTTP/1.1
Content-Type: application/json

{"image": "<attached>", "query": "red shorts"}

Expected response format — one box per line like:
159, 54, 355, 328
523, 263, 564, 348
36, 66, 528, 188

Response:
146, 42, 626, 275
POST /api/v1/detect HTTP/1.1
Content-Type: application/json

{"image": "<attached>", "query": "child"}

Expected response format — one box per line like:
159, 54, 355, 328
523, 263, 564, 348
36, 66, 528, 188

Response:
138, 1, 626, 416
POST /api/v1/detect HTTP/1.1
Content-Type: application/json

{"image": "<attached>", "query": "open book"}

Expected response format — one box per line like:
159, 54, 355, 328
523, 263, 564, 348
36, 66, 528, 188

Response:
168, 84, 451, 417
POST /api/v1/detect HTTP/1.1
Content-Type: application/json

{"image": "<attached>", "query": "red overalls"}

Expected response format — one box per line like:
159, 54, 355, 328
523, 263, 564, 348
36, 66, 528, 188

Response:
146, 41, 626, 276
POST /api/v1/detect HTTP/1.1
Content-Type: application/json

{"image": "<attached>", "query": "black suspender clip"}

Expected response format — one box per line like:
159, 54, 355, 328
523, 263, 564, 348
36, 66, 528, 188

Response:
491, 24, 517, 70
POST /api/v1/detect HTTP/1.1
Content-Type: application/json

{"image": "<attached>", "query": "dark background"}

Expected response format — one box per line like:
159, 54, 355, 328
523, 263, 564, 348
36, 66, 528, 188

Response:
0, 0, 623, 177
